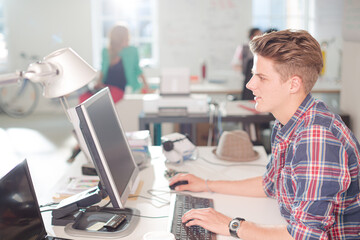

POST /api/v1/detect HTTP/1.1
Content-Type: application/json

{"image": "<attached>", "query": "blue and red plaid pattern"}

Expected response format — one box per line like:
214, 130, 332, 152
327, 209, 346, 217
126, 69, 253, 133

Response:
263, 94, 360, 240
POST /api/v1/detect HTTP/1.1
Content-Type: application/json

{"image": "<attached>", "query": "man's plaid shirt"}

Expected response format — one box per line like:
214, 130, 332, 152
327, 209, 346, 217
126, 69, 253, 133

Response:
263, 94, 360, 239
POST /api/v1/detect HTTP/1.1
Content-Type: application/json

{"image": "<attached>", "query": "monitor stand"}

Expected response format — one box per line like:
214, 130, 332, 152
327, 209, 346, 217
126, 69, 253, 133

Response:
64, 207, 140, 238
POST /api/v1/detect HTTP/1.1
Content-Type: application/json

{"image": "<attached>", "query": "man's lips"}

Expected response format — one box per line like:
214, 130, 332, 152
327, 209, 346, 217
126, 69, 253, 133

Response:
254, 96, 261, 101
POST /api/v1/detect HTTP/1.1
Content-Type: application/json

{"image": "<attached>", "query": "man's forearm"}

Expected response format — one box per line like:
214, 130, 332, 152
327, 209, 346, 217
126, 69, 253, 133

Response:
238, 221, 293, 240
207, 176, 267, 197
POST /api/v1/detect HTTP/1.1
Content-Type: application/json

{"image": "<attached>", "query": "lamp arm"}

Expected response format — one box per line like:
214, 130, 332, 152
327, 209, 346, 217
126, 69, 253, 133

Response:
59, 96, 72, 122
0, 61, 58, 87
22, 61, 58, 83
0, 72, 23, 86
24, 70, 59, 78
1, 48, 96, 99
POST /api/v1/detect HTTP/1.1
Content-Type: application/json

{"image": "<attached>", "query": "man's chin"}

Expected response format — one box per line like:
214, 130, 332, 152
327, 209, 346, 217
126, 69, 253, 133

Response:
254, 103, 262, 111
254, 104, 268, 113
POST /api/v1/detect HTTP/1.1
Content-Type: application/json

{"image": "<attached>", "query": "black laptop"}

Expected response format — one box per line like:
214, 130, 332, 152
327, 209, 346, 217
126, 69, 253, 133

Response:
0, 159, 71, 240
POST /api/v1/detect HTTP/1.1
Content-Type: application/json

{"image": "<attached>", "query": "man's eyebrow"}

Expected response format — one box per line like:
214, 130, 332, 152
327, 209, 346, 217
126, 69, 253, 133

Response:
251, 70, 265, 77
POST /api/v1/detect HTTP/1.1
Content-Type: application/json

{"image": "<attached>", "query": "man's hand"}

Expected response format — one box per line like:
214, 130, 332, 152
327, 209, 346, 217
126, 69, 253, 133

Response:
169, 173, 207, 192
182, 208, 232, 236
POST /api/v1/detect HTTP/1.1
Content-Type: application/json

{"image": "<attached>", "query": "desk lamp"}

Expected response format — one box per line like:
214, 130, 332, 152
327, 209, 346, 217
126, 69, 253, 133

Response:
0, 47, 97, 113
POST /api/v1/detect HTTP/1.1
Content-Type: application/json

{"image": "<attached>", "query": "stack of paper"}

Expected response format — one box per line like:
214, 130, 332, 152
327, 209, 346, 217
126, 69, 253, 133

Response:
126, 130, 152, 168
53, 176, 100, 201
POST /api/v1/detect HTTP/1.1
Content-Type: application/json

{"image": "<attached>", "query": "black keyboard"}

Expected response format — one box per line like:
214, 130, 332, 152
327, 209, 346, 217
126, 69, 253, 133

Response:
170, 194, 216, 240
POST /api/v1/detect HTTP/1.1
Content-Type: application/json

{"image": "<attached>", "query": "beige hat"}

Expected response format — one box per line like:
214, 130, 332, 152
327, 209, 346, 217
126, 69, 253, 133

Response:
213, 130, 259, 162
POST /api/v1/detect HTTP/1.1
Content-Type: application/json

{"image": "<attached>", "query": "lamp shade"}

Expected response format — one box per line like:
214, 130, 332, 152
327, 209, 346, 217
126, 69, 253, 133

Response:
25, 48, 97, 98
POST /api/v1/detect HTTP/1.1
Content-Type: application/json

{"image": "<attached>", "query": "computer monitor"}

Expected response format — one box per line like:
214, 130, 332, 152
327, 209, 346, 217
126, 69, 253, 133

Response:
55, 88, 140, 237
0, 159, 69, 240
68, 87, 140, 209
0, 159, 46, 240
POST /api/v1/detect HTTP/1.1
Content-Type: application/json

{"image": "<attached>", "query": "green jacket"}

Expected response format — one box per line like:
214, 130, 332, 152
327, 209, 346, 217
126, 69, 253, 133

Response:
101, 46, 143, 92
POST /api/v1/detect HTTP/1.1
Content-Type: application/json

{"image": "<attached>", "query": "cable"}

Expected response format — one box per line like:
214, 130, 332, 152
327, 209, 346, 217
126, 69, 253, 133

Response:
126, 188, 172, 208
40, 208, 58, 213
39, 202, 58, 208
128, 194, 169, 205
127, 213, 168, 219
99, 209, 168, 219
40, 189, 172, 213
98, 200, 112, 210
147, 189, 172, 204
199, 156, 267, 167
40, 200, 111, 213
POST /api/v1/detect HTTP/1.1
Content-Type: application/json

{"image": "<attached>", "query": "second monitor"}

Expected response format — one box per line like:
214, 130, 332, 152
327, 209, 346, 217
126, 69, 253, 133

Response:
60, 87, 140, 237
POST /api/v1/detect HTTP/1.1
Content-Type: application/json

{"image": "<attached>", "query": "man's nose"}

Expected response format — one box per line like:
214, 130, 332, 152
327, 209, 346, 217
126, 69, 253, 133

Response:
246, 75, 255, 91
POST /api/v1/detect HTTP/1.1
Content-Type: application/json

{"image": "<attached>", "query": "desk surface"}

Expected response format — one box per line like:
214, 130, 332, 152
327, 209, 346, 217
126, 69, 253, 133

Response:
139, 101, 275, 145
44, 146, 286, 240
190, 80, 242, 95
149, 76, 341, 95
147, 76, 243, 95
139, 100, 275, 125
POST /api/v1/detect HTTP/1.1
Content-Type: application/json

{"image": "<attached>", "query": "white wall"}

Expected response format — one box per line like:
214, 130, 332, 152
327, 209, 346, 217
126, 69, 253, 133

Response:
312, 0, 343, 82
3, 0, 358, 133
158, 0, 252, 76
340, 0, 360, 139
4, 0, 95, 113
340, 42, 360, 139
4, 0, 94, 71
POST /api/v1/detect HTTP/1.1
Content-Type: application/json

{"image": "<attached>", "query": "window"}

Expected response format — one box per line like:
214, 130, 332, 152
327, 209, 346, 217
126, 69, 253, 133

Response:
0, 0, 8, 72
252, 0, 312, 32
100, 0, 156, 67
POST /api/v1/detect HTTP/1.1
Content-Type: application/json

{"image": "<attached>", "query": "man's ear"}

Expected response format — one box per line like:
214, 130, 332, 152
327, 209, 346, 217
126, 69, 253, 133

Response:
289, 75, 303, 93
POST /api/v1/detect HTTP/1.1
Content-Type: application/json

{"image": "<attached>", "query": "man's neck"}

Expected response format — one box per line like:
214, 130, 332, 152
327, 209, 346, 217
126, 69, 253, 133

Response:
273, 93, 307, 126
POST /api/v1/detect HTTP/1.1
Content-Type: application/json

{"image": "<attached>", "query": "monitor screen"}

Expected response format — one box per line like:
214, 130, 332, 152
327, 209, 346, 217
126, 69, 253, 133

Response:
0, 160, 47, 240
69, 87, 139, 209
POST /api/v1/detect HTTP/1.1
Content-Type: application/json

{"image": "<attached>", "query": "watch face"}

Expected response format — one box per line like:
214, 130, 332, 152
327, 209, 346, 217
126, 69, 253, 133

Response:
230, 220, 240, 230
229, 218, 245, 238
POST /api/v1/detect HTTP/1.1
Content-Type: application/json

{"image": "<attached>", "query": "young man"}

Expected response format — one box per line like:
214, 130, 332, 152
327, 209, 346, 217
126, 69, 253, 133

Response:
170, 30, 360, 239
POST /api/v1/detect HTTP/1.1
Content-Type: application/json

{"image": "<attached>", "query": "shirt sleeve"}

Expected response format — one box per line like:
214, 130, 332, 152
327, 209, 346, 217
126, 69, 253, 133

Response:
262, 122, 281, 198
262, 155, 277, 198
288, 125, 351, 239
133, 48, 142, 77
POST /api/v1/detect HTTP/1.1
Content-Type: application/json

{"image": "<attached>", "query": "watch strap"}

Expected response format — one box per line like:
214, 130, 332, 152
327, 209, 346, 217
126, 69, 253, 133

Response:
229, 217, 245, 238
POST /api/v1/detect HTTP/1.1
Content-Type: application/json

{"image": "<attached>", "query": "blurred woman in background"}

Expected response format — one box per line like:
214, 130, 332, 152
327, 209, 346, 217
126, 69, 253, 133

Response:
79, 23, 150, 103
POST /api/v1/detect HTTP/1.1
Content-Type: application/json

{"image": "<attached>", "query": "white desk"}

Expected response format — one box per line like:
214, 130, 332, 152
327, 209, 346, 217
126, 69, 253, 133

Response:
190, 80, 242, 95
147, 76, 243, 95
44, 146, 286, 240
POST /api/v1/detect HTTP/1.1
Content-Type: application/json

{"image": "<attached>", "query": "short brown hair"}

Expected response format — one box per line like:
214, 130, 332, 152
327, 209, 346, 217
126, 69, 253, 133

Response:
249, 29, 323, 94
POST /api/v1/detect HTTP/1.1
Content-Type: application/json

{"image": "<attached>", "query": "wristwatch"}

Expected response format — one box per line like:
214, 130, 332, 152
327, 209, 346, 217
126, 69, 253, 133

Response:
229, 217, 245, 238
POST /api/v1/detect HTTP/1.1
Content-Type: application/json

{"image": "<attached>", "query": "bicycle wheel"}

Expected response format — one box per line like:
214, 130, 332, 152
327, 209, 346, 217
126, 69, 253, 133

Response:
0, 79, 40, 118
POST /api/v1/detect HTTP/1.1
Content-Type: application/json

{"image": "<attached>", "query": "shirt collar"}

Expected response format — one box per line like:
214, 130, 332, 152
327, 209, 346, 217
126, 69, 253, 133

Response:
275, 94, 316, 140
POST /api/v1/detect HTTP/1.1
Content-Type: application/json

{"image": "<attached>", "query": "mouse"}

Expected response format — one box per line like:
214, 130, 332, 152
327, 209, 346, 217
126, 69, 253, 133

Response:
169, 180, 189, 190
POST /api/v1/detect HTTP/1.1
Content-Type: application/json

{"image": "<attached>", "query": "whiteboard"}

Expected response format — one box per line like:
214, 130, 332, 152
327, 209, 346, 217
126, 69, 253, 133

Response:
158, 0, 252, 76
